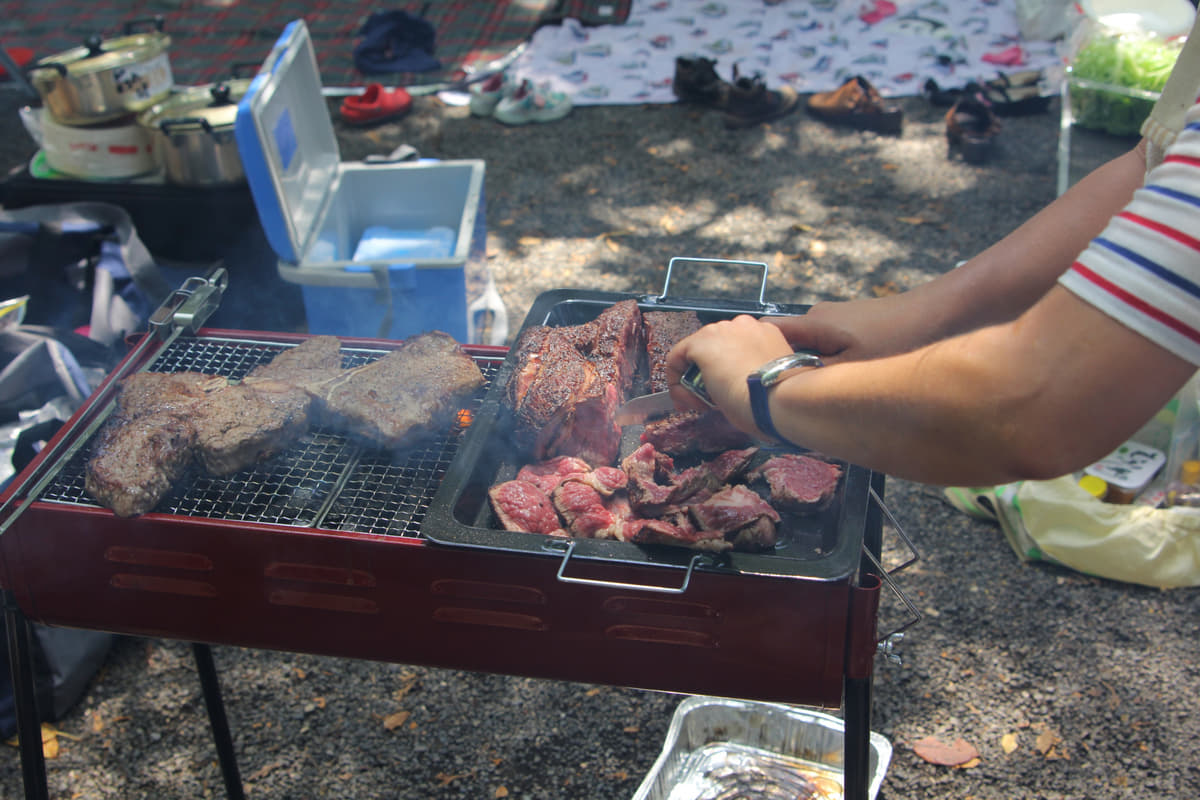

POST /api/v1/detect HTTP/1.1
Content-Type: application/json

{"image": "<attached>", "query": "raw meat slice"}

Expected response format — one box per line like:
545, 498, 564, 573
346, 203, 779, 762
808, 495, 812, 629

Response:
689, 485, 780, 536
750, 453, 842, 512
641, 409, 753, 456
489, 480, 565, 536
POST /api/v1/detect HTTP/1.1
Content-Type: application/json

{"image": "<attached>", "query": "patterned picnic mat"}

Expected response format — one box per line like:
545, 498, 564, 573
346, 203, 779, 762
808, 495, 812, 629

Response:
0, 0, 630, 89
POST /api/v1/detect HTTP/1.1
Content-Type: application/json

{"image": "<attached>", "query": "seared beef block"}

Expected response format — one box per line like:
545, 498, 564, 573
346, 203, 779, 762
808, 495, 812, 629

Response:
574, 299, 644, 399
641, 409, 753, 456
489, 480, 565, 536
507, 328, 620, 466
750, 453, 842, 512
190, 379, 312, 475
321, 331, 485, 449
643, 310, 702, 393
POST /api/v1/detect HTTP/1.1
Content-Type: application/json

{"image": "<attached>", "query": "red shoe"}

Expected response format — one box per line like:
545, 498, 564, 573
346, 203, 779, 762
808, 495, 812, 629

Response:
340, 84, 413, 125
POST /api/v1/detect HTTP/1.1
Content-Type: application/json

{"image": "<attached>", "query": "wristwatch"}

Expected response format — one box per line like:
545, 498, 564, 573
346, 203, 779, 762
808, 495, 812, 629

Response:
747, 351, 824, 442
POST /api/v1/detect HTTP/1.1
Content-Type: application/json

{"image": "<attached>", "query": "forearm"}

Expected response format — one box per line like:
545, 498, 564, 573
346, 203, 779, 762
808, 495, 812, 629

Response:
886, 144, 1148, 339
767, 288, 1192, 486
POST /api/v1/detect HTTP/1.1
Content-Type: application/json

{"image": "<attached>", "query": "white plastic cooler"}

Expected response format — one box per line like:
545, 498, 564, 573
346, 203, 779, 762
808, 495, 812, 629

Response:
234, 19, 485, 341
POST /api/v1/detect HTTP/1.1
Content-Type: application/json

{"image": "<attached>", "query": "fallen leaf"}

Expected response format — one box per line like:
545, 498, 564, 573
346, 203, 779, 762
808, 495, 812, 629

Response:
810, 240, 827, 258
1001, 733, 1019, 754
912, 735, 980, 766
585, 688, 602, 696
871, 281, 900, 297
494, 787, 509, 798
623, 726, 640, 733
882, 163, 899, 171
1035, 729, 1061, 755
313, 696, 326, 709
383, 711, 411, 731
518, 236, 542, 246
897, 216, 925, 225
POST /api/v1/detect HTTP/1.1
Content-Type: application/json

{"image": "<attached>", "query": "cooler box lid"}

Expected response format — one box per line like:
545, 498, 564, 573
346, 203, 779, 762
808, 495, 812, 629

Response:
235, 18, 339, 264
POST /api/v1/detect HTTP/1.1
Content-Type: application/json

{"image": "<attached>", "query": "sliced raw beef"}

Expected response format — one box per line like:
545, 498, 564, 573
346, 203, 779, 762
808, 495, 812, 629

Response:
552, 479, 626, 539
620, 443, 679, 515
489, 480, 566, 536
750, 453, 843, 512
628, 517, 732, 552
688, 485, 781, 552
515, 455, 593, 494
641, 409, 753, 456
643, 310, 702, 392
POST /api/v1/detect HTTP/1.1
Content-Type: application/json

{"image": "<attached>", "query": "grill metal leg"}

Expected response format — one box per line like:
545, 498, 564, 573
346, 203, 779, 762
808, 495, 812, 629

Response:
3, 591, 49, 800
192, 643, 245, 800
843, 675, 872, 800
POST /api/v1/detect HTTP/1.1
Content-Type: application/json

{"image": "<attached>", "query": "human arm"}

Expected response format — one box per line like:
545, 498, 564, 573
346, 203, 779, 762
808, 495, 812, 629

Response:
768, 141, 1149, 363
665, 292, 1193, 486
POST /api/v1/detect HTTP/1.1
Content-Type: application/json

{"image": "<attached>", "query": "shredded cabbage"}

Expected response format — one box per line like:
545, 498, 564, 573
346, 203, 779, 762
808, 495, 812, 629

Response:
1071, 32, 1182, 136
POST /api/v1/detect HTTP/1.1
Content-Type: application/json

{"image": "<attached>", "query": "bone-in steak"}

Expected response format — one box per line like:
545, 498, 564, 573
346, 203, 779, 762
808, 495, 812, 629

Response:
191, 379, 313, 475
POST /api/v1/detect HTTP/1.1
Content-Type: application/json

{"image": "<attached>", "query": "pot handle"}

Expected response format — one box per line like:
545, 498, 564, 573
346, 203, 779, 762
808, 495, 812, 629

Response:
160, 117, 216, 136
122, 15, 166, 35
27, 61, 68, 78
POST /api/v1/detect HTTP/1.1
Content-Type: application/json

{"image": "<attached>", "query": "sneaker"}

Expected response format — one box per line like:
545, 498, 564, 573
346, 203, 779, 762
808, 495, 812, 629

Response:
806, 75, 903, 134
672, 55, 731, 109
468, 71, 513, 117
492, 80, 573, 126
722, 67, 800, 129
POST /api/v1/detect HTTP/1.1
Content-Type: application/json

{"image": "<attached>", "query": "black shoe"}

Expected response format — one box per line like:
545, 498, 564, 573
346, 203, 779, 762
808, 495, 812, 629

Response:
922, 78, 963, 107
723, 66, 800, 128
673, 55, 731, 108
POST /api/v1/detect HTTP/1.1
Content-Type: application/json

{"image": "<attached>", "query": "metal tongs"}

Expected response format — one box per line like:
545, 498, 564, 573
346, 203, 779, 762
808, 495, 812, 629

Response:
148, 267, 228, 343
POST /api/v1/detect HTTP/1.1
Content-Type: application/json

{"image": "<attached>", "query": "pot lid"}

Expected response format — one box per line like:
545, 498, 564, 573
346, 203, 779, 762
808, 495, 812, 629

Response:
32, 31, 170, 79
139, 80, 251, 131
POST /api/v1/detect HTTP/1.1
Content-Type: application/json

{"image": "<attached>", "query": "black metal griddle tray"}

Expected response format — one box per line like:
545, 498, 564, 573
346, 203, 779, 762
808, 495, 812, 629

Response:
425, 272, 875, 586
28, 334, 505, 537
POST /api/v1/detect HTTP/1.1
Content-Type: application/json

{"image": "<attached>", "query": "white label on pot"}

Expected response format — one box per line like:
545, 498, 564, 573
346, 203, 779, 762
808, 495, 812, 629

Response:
110, 52, 174, 102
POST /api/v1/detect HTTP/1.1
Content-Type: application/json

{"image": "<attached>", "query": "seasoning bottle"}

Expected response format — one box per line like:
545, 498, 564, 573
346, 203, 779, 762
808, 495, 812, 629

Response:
1078, 474, 1109, 501
1165, 459, 1200, 507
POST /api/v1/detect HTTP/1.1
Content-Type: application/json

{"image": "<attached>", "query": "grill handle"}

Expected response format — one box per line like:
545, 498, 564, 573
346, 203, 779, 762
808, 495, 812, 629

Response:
545, 538, 706, 594
656, 257, 772, 311
864, 486, 922, 650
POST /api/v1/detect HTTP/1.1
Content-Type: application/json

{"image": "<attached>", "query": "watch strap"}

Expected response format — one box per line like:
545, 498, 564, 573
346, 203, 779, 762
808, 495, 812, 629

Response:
747, 372, 784, 441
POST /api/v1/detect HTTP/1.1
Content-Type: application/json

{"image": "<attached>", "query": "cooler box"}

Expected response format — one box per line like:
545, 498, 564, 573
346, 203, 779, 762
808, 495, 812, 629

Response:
234, 19, 484, 342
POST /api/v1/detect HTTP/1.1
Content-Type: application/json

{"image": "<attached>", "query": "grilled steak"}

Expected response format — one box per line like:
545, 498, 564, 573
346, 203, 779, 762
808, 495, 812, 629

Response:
87, 332, 484, 516
84, 372, 220, 518
320, 331, 484, 449
246, 335, 344, 393
191, 379, 312, 475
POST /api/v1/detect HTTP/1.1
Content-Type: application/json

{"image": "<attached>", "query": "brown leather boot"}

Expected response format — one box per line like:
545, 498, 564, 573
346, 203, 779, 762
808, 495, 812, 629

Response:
722, 67, 800, 129
806, 75, 903, 134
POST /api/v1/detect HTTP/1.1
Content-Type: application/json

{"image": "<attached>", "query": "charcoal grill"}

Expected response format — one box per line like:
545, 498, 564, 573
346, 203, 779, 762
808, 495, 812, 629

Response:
0, 265, 918, 800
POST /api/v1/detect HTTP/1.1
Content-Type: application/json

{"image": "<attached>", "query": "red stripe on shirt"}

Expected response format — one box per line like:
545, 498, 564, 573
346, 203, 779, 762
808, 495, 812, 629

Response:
1118, 211, 1200, 252
1163, 153, 1200, 169
1069, 262, 1200, 346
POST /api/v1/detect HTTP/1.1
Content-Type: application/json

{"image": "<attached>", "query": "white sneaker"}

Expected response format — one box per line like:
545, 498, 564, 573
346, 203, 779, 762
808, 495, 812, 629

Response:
468, 72, 512, 117
493, 80, 573, 125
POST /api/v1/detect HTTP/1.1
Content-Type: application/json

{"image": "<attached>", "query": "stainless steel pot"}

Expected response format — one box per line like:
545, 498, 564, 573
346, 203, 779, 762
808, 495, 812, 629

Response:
29, 17, 173, 125
138, 80, 249, 186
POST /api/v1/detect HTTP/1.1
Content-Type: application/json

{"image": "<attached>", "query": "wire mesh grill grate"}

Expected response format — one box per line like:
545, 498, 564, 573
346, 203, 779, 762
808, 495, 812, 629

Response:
35, 335, 504, 538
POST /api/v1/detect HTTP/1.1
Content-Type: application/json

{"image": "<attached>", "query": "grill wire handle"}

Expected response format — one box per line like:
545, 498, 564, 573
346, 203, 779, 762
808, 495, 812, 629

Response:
547, 538, 708, 594
864, 485, 922, 658
653, 257, 773, 311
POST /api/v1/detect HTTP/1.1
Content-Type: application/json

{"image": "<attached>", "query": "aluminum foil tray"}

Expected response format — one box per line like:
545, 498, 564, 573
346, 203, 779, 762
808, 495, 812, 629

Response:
633, 696, 892, 800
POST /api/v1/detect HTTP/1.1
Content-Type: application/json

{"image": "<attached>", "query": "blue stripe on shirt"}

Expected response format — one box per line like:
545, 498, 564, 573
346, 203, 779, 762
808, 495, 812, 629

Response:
1092, 235, 1200, 300
1143, 184, 1200, 209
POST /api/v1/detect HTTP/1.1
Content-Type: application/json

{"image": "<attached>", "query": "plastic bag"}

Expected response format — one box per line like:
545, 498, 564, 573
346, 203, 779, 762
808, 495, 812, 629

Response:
1015, 0, 1082, 41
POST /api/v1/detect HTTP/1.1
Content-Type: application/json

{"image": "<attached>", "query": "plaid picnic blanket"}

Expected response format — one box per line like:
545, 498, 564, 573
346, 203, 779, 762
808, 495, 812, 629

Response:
2, 0, 628, 89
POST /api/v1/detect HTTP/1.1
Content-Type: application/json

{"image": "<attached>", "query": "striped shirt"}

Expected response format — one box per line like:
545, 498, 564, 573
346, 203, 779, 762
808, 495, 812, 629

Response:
1059, 100, 1200, 365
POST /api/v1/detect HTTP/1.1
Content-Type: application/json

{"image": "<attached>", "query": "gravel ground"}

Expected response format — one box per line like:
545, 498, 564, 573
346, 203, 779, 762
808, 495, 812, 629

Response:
1, 86, 1199, 800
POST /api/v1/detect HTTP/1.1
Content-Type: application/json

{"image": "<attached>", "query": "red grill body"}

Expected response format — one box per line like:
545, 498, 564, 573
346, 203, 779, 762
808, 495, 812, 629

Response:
0, 323, 887, 799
